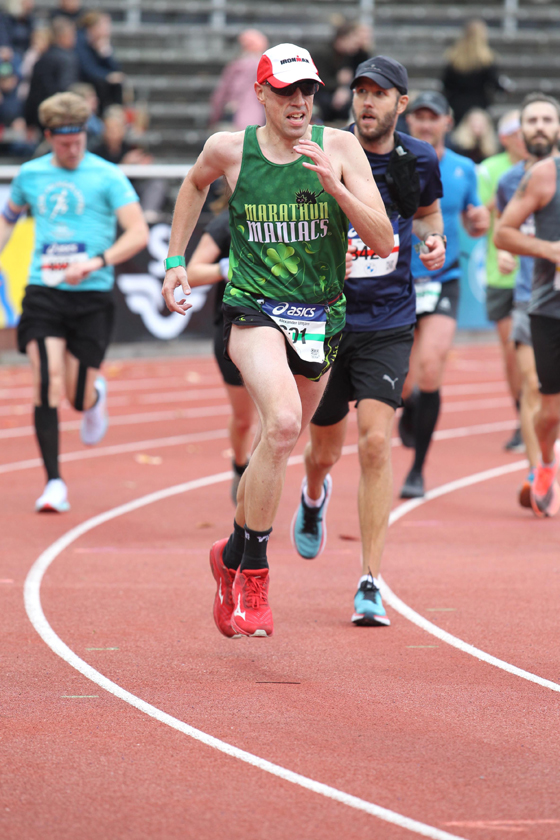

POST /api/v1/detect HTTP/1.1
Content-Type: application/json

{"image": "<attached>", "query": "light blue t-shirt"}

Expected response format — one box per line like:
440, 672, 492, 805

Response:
495, 160, 533, 304
411, 147, 480, 284
10, 151, 139, 292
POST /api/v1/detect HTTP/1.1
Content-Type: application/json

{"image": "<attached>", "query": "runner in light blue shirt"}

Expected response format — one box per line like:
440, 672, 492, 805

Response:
0, 92, 148, 514
399, 91, 489, 499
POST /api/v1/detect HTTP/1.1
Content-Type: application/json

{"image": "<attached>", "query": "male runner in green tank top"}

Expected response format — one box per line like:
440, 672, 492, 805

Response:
162, 43, 393, 637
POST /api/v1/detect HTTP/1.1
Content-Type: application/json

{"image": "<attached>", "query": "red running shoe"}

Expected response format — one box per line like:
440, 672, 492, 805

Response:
209, 539, 241, 638
231, 568, 273, 637
530, 455, 560, 518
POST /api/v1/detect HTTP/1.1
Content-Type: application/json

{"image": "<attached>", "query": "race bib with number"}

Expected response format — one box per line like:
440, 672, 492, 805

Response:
415, 278, 442, 315
41, 242, 88, 287
348, 217, 400, 279
261, 300, 327, 364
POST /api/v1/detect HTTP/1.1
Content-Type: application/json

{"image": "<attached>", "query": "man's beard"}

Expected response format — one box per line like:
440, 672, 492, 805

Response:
353, 100, 399, 143
524, 134, 555, 158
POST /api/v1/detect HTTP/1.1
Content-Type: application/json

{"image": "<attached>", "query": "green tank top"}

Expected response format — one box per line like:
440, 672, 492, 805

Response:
223, 124, 348, 336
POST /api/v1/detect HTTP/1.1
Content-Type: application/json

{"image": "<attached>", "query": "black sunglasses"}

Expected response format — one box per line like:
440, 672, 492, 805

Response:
265, 80, 320, 97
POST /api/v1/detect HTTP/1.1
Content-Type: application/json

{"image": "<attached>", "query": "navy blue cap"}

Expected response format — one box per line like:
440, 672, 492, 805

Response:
350, 56, 408, 95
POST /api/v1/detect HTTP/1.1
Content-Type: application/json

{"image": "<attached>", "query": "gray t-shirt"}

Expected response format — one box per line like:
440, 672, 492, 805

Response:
530, 157, 560, 319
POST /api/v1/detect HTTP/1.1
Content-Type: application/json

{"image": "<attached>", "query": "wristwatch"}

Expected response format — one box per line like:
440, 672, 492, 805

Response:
164, 255, 186, 271
424, 232, 447, 248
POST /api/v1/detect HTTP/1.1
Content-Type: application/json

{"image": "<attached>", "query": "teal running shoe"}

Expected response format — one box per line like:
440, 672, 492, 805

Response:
352, 576, 390, 626
291, 475, 332, 559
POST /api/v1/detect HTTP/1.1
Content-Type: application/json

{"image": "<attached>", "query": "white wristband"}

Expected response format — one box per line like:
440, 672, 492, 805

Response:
219, 257, 230, 280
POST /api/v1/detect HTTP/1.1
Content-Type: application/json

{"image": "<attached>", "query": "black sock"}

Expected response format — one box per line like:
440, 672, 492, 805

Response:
239, 525, 272, 571
222, 519, 245, 570
34, 406, 60, 481
233, 460, 248, 477
413, 390, 441, 473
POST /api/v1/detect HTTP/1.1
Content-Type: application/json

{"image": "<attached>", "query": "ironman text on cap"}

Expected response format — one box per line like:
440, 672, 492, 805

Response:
257, 43, 323, 88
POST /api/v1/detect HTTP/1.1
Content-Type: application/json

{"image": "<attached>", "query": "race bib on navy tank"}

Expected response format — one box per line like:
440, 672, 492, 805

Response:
348, 217, 400, 279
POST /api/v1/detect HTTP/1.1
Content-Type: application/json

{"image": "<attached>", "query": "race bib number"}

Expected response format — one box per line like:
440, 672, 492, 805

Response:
41, 242, 88, 287
348, 218, 399, 278
261, 300, 327, 364
415, 278, 442, 315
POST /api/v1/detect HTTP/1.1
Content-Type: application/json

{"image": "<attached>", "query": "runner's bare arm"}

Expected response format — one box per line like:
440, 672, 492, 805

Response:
0, 200, 26, 254
462, 204, 490, 238
186, 234, 224, 287
163, 132, 241, 314
293, 131, 394, 258
64, 201, 149, 285
494, 159, 559, 260
412, 200, 446, 271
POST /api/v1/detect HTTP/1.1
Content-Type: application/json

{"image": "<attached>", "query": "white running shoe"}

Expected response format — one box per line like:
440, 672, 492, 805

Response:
35, 479, 70, 513
80, 375, 108, 446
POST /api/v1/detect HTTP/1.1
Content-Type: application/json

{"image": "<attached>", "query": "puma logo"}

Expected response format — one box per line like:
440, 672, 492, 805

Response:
383, 374, 398, 390
233, 594, 246, 620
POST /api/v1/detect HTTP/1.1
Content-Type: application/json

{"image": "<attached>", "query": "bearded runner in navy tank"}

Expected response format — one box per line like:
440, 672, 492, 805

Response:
495, 92, 560, 519
291, 57, 445, 627
162, 43, 393, 638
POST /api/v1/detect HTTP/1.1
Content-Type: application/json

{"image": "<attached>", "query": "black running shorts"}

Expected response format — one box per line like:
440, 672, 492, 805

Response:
17, 285, 115, 369
530, 313, 560, 394
485, 286, 514, 323
222, 303, 341, 381
214, 317, 243, 387
311, 324, 415, 426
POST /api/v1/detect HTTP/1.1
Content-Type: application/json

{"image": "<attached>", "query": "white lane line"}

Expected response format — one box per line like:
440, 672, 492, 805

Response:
0, 429, 230, 475
24, 466, 466, 840
0, 418, 517, 475
0, 404, 232, 440
381, 461, 560, 694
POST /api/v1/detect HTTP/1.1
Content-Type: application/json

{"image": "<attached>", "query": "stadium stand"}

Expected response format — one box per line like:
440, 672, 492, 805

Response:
20, 0, 560, 160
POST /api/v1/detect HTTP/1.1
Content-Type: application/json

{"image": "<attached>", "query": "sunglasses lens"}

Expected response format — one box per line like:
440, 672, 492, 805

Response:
267, 81, 319, 96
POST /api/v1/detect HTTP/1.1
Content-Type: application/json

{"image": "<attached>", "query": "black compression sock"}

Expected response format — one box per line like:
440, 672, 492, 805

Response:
233, 460, 248, 477
34, 405, 60, 481
239, 525, 272, 571
413, 390, 441, 473
222, 519, 245, 570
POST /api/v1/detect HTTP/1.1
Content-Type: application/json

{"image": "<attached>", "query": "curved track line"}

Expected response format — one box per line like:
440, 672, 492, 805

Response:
381, 460, 560, 694
24, 464, 466, 840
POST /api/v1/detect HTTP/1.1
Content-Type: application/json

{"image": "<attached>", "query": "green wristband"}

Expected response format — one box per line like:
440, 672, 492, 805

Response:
164, 255, 186, 271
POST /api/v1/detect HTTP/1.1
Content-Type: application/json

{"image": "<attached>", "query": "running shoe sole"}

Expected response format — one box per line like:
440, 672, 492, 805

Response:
351, 611, 391, 627
290, 474, 332, 560
530, 480, 560, 518
36, 501, 70, 513
519, 480, 532, 509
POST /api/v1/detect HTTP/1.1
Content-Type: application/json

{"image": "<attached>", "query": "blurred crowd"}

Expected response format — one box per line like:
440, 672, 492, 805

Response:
0, 0, 150, 163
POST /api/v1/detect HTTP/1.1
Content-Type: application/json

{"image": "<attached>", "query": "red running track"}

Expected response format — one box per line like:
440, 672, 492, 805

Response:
1, 343, 559, 840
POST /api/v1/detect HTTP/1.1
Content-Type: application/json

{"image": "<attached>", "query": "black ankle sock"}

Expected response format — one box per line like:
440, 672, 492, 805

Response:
239, 525, 271, 571
34, 406, 60, 481
413, 389, 441, 473
222, 520, 245, 570
232, 460, 248, 477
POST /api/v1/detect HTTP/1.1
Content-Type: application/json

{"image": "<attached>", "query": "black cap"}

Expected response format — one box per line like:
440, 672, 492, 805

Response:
350, 56, 408, 95
407, 91, 450, 116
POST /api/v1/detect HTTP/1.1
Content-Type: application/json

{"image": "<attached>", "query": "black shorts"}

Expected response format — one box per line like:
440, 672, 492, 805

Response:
416, 277, 460, 321
530, 313, 560, 394
222, 303, 341, 382
312, 324, 415, 426
486, 286, 514, 323
214, 318, 243, 387
17, 285, 115, 369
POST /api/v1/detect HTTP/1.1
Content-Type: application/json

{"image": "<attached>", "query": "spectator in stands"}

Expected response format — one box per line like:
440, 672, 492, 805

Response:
25, 16, 79, 128
49, 0, 83, 24
451, 107, 499, 164
0, 58, 23, 126
209, 28, 268, 130
91, 104, 165, 222
442, 19, 504, 125
70, 80, 103, 141
4, 0, 35, 59
17, 25, 50, 102
315, 21, 373, 124
77, 11, 124, 115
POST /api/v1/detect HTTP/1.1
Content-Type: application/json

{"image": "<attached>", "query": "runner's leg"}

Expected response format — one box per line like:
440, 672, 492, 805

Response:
64, 350, 99, 410
356, 398, 395, 578
516, 343, 540, 469
27, 337, 66, 481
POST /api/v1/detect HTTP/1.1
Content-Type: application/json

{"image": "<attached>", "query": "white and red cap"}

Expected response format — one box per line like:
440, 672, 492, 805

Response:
257, 43, 323, 88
